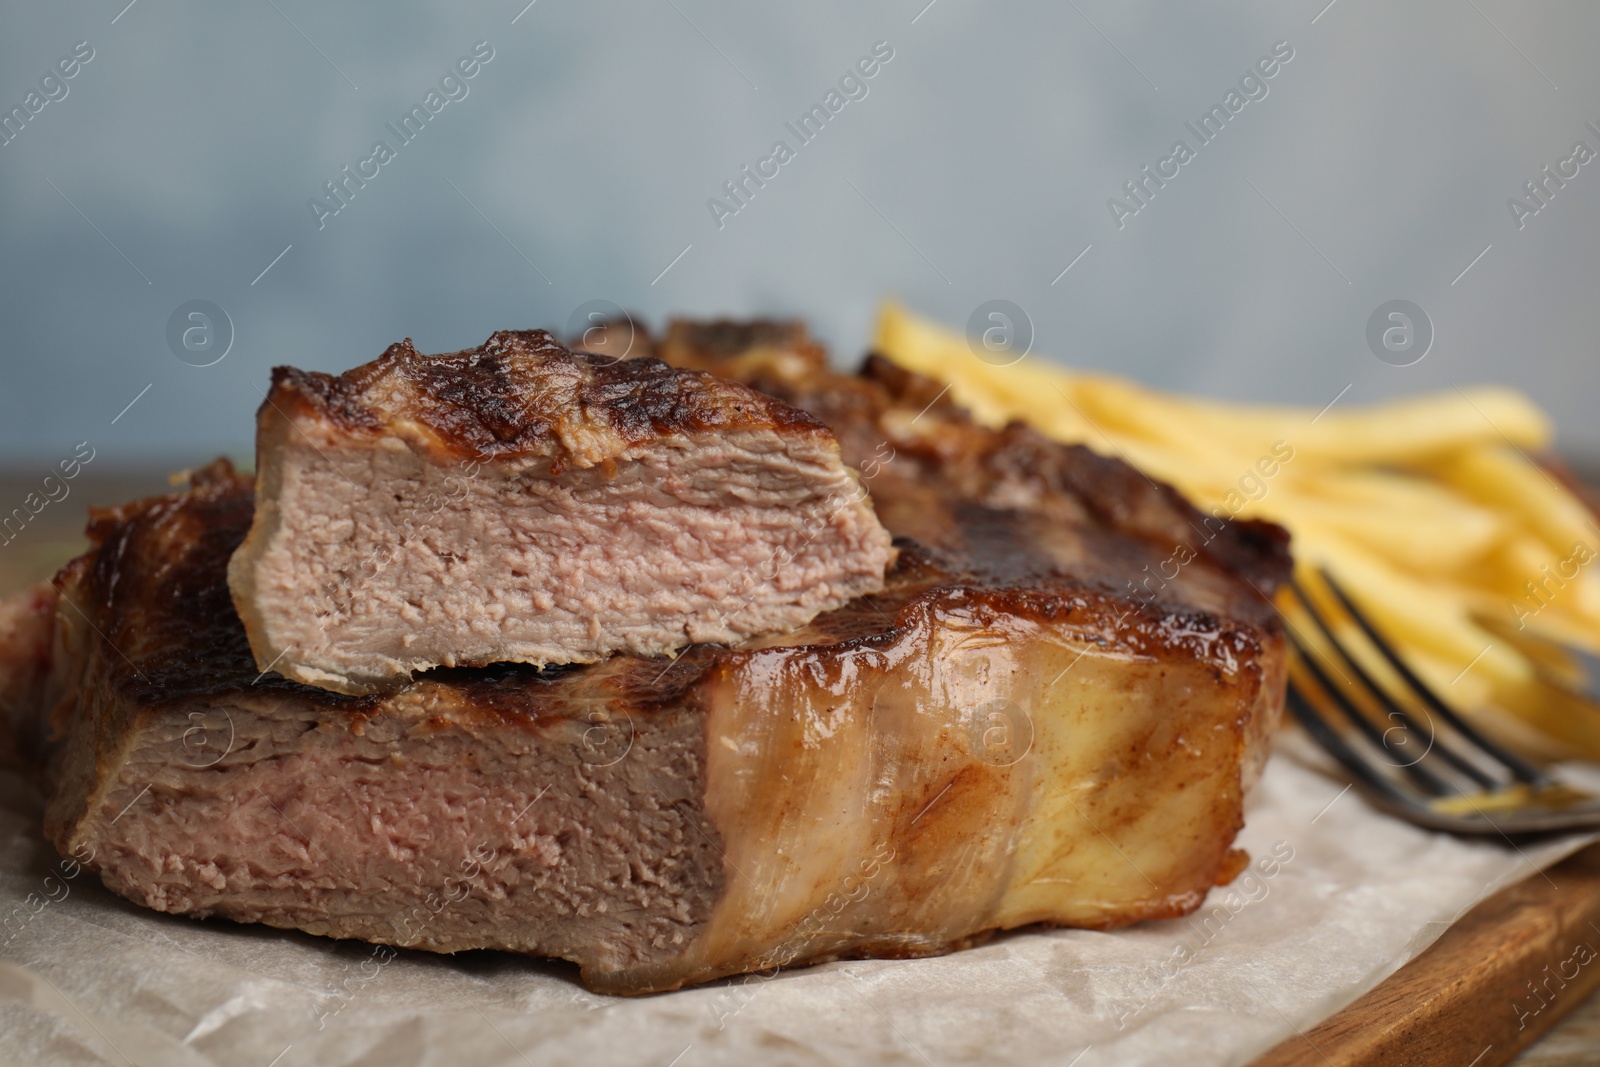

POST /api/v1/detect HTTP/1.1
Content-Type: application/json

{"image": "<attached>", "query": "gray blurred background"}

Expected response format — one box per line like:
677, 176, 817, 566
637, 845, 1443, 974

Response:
1, 0, 1596, 475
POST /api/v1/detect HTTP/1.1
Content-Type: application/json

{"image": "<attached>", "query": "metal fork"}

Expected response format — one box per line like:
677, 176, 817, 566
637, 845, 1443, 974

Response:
1280, 569, 1600, 835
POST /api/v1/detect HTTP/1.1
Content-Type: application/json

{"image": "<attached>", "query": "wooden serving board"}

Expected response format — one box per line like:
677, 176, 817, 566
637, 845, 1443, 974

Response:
1250, 842, 1600, 1066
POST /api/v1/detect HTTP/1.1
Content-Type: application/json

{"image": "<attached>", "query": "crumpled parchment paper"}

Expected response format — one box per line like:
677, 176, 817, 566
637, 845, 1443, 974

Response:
1, 741, 1593, 1067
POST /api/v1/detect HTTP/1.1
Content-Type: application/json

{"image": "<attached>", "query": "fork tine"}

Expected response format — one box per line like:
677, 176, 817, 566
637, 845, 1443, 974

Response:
1319, 570, 1547, 785
1289, 576, 1498, 790
1283, 684, 1418, 810
1282, 615, 1456, 796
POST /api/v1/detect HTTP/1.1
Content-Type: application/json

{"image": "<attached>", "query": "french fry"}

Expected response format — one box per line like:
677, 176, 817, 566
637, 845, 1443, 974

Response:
877, 302, 1553, 460
1049, 371, 1548, 468
1294, 468, 1504, 529
1429, 446, 1599, 557
1490, 673, 1600, 761
1439, 448, 1600, 627
1263, 493, 1497, 575
1461, 580, 1600, 658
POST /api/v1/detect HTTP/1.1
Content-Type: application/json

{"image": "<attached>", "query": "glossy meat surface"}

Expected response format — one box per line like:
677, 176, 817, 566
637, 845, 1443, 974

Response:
29, 323, 1291, 993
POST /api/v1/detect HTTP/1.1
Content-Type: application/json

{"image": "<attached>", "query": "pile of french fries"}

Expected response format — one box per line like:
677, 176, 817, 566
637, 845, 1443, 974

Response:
875, 302, 1600, 760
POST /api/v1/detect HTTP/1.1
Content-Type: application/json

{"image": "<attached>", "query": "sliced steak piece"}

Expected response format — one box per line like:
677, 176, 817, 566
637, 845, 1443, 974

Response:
228, 329, 895, 695
22, 323, 1291, 995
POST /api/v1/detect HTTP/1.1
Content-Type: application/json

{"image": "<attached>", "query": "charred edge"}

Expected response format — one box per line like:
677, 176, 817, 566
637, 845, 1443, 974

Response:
263, 329, 835, 458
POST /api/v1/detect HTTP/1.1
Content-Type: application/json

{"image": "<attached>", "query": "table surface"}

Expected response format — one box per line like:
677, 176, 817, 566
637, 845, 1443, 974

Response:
1513, 1005, 1600, 1066
3, 468, 1597, 1066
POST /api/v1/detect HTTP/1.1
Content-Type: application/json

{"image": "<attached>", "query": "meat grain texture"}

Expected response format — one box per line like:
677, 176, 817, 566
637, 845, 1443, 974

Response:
228, 329, 895, 694
14, 321, 1294, 994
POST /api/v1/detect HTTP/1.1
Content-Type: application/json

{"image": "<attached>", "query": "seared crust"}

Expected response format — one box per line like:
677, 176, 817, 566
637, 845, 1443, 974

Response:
269, 329, 829, 469
58, 460, 338, 708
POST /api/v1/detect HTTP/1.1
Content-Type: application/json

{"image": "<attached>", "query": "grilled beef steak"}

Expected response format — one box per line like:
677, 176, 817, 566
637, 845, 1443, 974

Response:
228, 329, 895, 695
20, 323, 1291, 995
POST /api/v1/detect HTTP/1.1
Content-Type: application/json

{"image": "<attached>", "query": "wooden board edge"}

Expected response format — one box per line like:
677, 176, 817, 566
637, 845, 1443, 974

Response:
1248, 842, 1600, 1066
